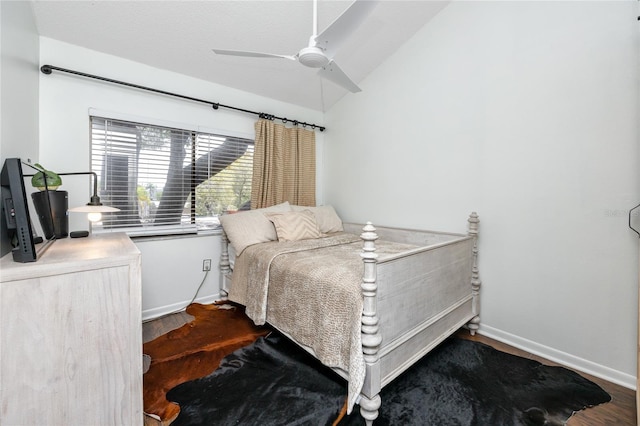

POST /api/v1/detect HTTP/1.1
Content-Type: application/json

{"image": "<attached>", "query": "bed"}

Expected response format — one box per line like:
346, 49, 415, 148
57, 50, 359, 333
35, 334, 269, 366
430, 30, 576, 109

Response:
218, 204, 481, 425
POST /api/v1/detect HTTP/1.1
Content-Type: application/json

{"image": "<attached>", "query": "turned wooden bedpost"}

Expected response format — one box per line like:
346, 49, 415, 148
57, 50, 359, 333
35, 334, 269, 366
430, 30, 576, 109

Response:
359, 222, 382, 426
219, 229, 230, 300
467, 212, 481, 335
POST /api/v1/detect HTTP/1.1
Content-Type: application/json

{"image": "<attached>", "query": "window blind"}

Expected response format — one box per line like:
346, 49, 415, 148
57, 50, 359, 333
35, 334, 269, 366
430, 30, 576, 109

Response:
90, 116, 253, 237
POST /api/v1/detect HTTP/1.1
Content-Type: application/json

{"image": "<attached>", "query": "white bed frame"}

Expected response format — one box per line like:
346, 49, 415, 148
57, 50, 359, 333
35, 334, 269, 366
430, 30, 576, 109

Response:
219, 212, 481, 425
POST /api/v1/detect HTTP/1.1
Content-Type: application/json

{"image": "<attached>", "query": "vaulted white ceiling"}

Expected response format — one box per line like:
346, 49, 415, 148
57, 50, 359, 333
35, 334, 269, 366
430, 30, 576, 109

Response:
30, 1, 449, 112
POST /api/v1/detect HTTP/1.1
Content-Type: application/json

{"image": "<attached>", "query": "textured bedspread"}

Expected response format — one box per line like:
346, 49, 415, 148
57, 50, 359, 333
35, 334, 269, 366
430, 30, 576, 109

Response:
229, 232, 418, 414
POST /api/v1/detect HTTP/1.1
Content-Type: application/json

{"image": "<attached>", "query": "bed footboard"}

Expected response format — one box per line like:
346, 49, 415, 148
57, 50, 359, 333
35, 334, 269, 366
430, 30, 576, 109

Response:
467, 211, 482, 335
359, 222, 382, 425
357, 212, 481, 426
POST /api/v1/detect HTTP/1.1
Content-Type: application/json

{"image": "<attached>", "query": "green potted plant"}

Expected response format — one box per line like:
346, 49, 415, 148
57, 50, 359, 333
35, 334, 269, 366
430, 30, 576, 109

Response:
30, 163, 68, 239
30, 163, 62, 190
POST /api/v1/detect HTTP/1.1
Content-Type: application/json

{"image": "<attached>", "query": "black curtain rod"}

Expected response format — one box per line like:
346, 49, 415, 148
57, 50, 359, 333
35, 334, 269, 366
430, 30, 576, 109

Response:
40, 64, 325, 132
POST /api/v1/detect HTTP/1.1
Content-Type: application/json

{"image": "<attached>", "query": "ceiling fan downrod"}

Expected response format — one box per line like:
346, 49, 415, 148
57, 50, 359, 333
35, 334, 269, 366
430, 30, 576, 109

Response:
298, 0, 329, 68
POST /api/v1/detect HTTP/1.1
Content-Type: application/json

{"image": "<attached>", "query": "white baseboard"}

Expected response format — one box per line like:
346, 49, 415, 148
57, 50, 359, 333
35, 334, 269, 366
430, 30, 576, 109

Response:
142, 293, 221, 322
478, 324, 636, 391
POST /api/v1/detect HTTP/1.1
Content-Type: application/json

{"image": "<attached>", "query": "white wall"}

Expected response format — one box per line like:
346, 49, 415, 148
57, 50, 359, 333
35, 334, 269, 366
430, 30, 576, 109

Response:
134, 234, 224, 319
37, 38, 324, 319
1, 0, 39, 162
324, 1, 639, 388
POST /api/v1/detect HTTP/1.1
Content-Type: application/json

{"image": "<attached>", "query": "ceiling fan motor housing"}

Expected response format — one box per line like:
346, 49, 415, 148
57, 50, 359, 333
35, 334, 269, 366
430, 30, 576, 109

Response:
298, 46, 329, 68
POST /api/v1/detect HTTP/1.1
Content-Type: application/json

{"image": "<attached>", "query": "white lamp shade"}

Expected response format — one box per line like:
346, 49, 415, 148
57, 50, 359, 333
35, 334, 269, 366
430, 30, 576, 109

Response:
69, 204, 120, 223
68, 205, 120, 213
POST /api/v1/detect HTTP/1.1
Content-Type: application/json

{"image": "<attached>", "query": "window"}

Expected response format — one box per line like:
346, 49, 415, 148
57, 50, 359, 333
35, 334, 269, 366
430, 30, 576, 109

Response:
90, 116, 254, 236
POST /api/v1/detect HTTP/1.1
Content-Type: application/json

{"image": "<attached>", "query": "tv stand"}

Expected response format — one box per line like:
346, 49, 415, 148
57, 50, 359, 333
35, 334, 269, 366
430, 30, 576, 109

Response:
0, 233, 142, 425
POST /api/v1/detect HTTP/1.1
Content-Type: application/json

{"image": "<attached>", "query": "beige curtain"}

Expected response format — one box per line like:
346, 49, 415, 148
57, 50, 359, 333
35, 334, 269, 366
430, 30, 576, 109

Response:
251, 119, 316, 209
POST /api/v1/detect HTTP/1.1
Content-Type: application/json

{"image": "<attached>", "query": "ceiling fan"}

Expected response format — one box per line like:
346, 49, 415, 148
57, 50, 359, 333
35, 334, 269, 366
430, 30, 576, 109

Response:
212, 0, 378, 93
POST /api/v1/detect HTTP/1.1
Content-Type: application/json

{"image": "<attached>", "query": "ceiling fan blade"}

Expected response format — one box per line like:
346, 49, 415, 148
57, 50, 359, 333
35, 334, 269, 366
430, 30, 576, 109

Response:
212, 49, 296, 61
317, 60, 361, 93
315, 0, 379, 59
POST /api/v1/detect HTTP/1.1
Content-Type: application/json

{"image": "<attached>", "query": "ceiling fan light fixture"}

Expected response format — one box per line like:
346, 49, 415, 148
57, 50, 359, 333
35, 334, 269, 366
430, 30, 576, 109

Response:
298, 46, 329, 68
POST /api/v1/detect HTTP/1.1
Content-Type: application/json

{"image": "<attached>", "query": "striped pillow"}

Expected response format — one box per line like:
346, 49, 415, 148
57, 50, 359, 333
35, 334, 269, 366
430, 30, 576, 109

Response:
266, 210, 322, 242
291, 204, 343, 233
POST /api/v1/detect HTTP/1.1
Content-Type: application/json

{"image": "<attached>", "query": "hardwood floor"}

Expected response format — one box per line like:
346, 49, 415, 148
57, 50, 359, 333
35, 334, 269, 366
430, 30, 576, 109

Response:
143, 310, 194, 344
143, 313, 636, 425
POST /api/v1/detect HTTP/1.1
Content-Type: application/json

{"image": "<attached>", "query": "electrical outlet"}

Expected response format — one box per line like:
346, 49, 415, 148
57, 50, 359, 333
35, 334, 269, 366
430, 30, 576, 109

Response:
202, 259, 212, 271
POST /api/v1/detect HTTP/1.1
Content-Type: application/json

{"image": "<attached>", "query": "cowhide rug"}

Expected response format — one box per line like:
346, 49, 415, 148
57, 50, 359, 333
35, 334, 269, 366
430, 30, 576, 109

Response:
166, 332, 611, 426
143, 302, 270, 424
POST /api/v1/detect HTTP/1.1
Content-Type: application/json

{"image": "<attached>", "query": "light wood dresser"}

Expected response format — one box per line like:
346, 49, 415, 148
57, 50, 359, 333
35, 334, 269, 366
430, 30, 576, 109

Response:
0, 233, 142, 426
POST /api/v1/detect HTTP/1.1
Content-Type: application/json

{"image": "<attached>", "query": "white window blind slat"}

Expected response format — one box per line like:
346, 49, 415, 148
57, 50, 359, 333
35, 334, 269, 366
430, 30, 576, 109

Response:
90, 116, 254, 236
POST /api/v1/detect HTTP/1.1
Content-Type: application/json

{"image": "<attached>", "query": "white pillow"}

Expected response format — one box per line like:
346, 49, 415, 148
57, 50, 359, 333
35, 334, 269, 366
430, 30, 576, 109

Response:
220, 202, 291, 255
291, 204, 343, 233
266, 210, 322, 242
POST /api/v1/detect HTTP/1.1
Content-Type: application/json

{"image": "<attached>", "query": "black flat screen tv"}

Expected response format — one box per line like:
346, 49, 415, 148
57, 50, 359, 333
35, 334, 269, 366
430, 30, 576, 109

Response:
1, 158, 38, 262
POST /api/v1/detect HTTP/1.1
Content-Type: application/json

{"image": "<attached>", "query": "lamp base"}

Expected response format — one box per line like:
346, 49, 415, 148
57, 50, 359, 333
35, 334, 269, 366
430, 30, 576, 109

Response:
70, 230, 89, 238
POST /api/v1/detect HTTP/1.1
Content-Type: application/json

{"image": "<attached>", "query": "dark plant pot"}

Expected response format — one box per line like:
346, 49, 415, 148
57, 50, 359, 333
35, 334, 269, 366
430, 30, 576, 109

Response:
31, 190, 69, 239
